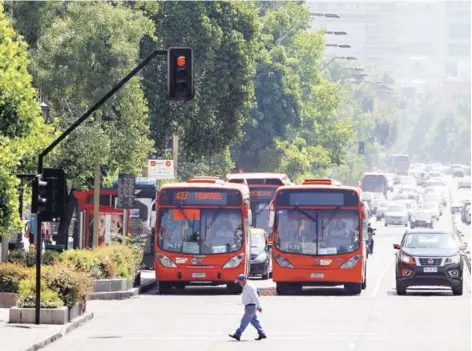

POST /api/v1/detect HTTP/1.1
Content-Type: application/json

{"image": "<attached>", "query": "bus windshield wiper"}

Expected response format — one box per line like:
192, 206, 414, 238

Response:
293, 207, 317, 223
176, 205, 195, 230
322, 209, 340, 230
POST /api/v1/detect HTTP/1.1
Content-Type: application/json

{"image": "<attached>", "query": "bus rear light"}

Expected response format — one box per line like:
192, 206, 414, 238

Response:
157, 253, 177, 268
340, 254, 361, 269
223, 253, 245, 269
273, 254, 294, 268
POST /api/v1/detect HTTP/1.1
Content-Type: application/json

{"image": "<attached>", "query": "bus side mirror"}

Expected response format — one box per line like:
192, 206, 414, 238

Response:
268, 204, 275, 228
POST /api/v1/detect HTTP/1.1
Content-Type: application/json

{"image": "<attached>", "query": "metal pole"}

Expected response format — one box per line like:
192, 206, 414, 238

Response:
35, 213, 42, 324
319, 57, 336, 72
92, 112, 102, 247
17, 183, 24, 249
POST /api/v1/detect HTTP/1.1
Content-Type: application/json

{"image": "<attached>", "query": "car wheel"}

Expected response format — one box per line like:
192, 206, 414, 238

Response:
396, 280, 407, 295
404, 223, 408, 227
376, 216, 381, 221
261, 267, 269, 280
385, 222, 388, 227
362, 267, 367, 290
430, 223, 433, 229
410, 225, 415, 229
452, 280, 463, 296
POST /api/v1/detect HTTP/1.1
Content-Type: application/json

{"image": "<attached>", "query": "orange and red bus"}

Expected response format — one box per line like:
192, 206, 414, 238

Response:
269, 179, 368, 295
226, 172, 292, 242
154, 177, 251, 294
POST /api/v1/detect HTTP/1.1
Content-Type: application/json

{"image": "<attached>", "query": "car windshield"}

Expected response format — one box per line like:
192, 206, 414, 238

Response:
274, 209, 360, 256
251, 232, 266, 250
252, 202, 272, 237
158, 208, 243, 255
387, 205, 405, 212
404, 233, 458, 249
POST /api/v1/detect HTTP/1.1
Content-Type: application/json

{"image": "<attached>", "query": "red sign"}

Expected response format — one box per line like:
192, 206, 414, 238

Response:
165, 160, 171, 167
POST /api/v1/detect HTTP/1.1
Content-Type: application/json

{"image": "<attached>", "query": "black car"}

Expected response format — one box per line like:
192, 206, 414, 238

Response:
393, 229, 466, 296
249, 228, 272, 279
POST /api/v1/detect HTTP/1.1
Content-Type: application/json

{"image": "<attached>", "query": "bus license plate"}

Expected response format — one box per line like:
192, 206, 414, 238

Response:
310, 273, 324, 279
192, 273, 206, 278
423, 267, 437, 273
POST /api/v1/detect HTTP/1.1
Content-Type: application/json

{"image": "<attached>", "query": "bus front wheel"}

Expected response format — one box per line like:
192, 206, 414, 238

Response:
345, 283, 362, 295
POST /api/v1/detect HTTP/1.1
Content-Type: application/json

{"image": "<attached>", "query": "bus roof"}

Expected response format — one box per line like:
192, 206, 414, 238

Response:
160, 179, 250, 198
226, 172, 291, 183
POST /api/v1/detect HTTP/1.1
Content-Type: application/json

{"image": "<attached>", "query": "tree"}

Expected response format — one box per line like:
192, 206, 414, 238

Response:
141, 1, 260, 171
31, 2, 155, 189
0, 1, 53, 236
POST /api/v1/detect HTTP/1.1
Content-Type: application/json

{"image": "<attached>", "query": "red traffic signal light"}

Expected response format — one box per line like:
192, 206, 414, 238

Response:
168, 47, 194, 100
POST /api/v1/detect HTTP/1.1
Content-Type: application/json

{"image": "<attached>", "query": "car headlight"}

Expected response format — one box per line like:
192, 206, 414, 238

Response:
223, 253, 245, 269
252, 252, 267, 263
156, 253, 177, 268
445, 255, 461, 264
401, 253, 416, 265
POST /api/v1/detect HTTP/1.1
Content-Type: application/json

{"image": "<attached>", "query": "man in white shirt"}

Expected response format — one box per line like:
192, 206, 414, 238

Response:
229, 274, 267, 341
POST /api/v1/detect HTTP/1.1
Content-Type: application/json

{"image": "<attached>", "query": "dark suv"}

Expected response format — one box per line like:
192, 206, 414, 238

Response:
393, 229, 466, 296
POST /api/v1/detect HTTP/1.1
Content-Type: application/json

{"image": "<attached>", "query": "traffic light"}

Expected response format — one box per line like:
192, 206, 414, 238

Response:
358, 141, 365, 155
168, 47, 194, 100
31, 175, 48, 214
31, 169, 67, 221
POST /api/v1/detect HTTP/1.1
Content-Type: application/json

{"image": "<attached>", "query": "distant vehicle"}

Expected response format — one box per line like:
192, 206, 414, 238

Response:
462, 203, 471, 225
453, 169, 465, 178
410, 209, 433, 229
450, 202, 464, 215
375, 201, 389, 221
249, 228, 272, 279
421, 202, 440, 220
361, 173, 388, 198
393, 229, 466, 296
458, 177, 471, 189
387, 154, 410, 175
384, 204, 409, 227
423, 195, 443, 215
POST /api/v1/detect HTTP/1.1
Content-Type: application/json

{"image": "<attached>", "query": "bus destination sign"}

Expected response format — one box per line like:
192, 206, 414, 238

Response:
159, 188, 242, 206
249, 187, 276, 201
276, 189, 359, 207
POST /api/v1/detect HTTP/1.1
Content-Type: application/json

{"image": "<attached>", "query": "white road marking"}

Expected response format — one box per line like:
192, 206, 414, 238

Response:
370, 260, 394, 298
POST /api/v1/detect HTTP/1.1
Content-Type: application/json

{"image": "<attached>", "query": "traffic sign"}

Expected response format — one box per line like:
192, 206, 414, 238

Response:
117, 173, 136, 209
148, 159, 175, 179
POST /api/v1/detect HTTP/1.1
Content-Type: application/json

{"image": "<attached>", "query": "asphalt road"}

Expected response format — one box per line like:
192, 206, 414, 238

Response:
44, 195, 470, 351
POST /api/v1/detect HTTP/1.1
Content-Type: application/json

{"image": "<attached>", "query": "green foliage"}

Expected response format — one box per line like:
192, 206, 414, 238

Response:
141, 1, 259, 165
17, 278, 64, 308
0, 263, 30, 293
31, 1, 155, 189
0, 1, 53, 236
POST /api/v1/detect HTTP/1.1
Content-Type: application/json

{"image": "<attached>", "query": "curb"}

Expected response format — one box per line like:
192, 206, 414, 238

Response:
89, 279, 156, 300
7, 312, 94, 351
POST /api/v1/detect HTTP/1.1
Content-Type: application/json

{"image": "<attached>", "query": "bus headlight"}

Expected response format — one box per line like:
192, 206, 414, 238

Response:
340, 254, 361, 269
273, 254, 294, 268
156, 253, 177, 268
223, 253, 245, 269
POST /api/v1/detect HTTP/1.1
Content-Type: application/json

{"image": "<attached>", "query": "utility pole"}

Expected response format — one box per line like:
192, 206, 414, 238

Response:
92, 113, 102, 247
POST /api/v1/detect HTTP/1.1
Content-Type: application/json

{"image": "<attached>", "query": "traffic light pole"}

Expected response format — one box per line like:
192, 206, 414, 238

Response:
33, 48, 167, 325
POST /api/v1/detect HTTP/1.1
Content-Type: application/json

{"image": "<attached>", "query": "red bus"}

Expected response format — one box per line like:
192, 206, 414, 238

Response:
269, 179, 368, 295
226, 172, 292, 243
155, 177, 251, 294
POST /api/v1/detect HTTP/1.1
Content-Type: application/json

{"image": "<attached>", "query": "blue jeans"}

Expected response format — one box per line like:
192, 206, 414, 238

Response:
235, 305, 265, 337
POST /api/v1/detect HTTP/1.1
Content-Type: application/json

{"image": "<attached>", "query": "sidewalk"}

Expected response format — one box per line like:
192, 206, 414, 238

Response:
0, 271, 156, 351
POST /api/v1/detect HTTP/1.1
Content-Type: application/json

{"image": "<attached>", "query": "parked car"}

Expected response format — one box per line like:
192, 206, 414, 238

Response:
458, 177, 471, 189
249, 228, 272, 279
384, 203, 409, 227
393, 229, 466, 295
410, 210, 433, 229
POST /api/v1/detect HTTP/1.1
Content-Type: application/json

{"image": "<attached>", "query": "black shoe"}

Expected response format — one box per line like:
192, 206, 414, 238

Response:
255, 334, 267, 340
229, 334, 240, 341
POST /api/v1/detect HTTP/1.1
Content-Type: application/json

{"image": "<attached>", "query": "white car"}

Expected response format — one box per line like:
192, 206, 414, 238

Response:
421, 202, 440, 220
410, 209, 433, 229
384, 204, 409, 227
375, 201, 389, 220
458, 177, 471, 189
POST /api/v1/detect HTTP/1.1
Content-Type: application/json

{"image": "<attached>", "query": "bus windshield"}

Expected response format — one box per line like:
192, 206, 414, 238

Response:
253, 203, 272, 237
361, 176, 387, 193
274, 209, 360, 256
158, 208, 243, 255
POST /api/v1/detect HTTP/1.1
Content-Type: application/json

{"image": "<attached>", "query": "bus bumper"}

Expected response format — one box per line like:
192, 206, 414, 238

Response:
272, 264, 363, 285
155, 265, 243, 285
